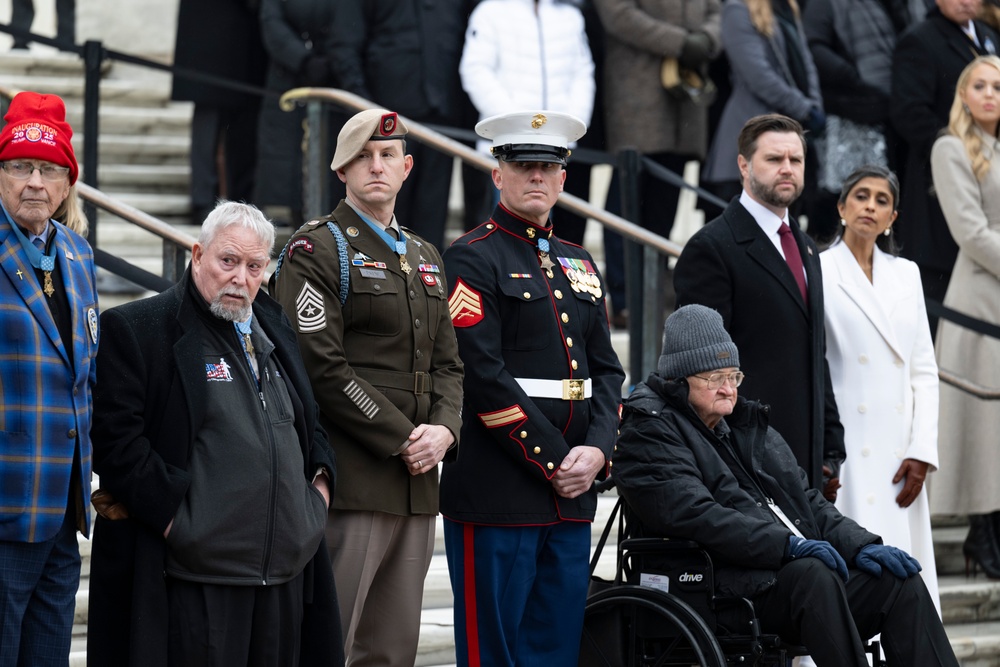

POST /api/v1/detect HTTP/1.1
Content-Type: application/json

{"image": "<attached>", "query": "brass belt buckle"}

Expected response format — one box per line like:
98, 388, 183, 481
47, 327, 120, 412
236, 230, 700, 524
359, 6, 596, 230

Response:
562, 379, 585, 401
413, 372, 429, 395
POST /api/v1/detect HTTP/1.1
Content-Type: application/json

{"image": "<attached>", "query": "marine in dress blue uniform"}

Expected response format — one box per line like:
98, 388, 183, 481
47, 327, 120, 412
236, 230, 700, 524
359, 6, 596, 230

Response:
442, 111, 625, 667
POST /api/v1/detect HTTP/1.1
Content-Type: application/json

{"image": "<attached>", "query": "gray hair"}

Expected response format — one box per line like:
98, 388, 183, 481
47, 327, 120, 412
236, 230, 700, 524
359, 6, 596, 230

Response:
197, 200, 275, 254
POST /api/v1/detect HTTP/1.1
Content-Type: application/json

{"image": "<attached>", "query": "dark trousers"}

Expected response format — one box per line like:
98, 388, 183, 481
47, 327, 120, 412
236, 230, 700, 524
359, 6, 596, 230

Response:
190, 103, 260, 218
753, 559, 957, 667
393, 139, 453, 251
0, 508, 81, 666
11, 0, 75, 47
166, 572, 305, 667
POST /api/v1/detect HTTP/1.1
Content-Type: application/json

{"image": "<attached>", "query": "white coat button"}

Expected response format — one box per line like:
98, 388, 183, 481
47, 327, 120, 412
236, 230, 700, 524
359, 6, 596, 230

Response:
896, 404, 904, 414
858, 404, 867, 414
861, 447, 871, 457
894, 359, 904, 368
859, 354, 869, 364
895, 450, 904, 459
867, 494, 876, 505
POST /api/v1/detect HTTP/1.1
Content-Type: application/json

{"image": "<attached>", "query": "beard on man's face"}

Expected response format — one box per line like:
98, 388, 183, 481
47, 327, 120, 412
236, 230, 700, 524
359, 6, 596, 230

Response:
747, 166, 803, 209
209, 287, 252, 322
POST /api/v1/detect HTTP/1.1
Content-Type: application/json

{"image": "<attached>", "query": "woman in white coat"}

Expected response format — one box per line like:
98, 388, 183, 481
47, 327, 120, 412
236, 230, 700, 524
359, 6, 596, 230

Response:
822, 165, 941, 610
930, 55, 1000, 578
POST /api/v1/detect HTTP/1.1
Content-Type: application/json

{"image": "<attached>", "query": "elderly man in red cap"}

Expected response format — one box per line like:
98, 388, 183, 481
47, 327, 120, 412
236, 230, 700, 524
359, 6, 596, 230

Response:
0, 92, 98, 664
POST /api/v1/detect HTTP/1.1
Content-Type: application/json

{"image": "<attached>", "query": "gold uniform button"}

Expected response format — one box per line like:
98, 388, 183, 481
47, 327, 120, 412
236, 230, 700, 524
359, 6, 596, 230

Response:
554, 290, 563, 299
523, 292, 531, 299
527, 228, 536, 238
520, 431, 528, 439
534, 446, 541, 454
608, 460, 614, 468
571, 360, 578, 370
547, 462, 554, 470
566, 337, 574, 347
561, 313, 569, 323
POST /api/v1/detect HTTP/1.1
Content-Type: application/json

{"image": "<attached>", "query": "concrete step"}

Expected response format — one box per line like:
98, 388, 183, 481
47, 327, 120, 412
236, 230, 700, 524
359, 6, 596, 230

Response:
0, 50, 101, 76
942, 576, 1000, 625
65, 102, 193, 137
947, 621, 1000, 666
1, 73, 171, 106
74, 133, 190, 163
97, 163, 190, 191
938, 524, 969, 577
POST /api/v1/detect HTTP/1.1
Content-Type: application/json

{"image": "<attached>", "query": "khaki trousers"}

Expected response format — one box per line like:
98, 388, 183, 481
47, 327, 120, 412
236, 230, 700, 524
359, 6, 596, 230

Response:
327, 510, 434, 666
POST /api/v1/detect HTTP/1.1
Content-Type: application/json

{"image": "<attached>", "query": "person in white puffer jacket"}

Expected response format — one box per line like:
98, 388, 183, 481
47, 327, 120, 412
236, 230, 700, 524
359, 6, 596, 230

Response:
460, 0, 595, 157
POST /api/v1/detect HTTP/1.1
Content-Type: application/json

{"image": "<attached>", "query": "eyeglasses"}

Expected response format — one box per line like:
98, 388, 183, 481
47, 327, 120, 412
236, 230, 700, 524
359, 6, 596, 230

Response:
1, 161, 71, 182
691, 371, 745, 389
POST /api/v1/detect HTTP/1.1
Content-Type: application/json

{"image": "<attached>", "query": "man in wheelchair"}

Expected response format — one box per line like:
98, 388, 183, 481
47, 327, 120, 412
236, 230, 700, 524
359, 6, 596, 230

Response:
612, 305, 958, 666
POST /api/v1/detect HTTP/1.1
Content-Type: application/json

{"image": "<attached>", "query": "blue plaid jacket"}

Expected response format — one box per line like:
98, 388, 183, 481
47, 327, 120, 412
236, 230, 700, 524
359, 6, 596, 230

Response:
0, 208, 98, 543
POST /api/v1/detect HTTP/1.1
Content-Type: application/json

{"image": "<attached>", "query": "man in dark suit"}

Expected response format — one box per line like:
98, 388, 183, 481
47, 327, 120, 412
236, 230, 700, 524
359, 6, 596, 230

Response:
891, 0, 999, 326
87, 201, 341, 666
674, 113, 845, 498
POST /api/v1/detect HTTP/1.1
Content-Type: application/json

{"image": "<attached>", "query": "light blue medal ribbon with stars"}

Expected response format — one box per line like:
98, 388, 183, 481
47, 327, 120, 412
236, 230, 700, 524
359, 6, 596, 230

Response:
3, 205, 57, 295
537, 235, 556, 277
234, 315, 259, 386
358, 213, 411, 274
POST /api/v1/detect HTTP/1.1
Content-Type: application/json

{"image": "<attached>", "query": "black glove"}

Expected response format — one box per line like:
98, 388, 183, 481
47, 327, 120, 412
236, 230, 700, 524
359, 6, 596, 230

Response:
786, 535, 848, 582
803, 106, 826, 135
856, 544, 921, 579
300, 55, 332, 86
679, 32, 713, 70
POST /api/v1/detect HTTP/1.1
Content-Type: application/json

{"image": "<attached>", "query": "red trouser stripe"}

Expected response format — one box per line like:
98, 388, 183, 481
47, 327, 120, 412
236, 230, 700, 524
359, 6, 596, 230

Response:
463, 523, 481, 667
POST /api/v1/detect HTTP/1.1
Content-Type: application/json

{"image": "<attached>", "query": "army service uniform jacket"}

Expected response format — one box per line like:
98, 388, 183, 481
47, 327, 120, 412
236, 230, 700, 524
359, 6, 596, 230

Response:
272, 200, 464, 516
442, 204, 625, 525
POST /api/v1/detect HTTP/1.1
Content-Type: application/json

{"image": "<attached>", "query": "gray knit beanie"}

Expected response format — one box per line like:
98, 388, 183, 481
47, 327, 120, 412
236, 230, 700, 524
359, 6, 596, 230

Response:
657, 305, 740, 379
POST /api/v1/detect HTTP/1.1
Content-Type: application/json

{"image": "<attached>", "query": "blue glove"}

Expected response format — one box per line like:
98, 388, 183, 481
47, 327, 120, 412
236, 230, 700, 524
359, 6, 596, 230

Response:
786, 535, 849, 582
856, 544, 922, 579
804, 106, 826, 135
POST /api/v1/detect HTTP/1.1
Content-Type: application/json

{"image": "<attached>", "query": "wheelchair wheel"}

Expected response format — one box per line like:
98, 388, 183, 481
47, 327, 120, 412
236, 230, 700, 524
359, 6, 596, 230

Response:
579, 585, 727, 667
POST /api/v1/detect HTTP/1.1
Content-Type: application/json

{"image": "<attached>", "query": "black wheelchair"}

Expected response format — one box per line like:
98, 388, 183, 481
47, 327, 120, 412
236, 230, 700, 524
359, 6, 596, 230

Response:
579, 498, 885, 667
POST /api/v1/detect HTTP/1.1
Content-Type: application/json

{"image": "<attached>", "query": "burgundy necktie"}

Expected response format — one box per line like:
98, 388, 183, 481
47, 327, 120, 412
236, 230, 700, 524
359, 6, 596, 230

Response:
778, 223, 808, 305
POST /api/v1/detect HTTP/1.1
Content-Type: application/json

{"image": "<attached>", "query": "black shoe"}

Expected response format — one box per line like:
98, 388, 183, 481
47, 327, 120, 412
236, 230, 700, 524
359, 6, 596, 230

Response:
964, 514, 1000, 578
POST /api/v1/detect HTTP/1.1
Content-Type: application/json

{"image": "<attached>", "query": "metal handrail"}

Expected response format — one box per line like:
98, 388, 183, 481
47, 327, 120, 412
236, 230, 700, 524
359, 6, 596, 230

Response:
939, 370, 1000, 400
76, 183, 195, 251
279, 87, 683, 259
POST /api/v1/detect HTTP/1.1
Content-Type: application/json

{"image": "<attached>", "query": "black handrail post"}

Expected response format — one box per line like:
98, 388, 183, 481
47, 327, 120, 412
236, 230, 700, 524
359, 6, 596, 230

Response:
163, 242, 187, 283
82, 39, 103, 247
618, 148, 644, 385
303, 100, 330, 221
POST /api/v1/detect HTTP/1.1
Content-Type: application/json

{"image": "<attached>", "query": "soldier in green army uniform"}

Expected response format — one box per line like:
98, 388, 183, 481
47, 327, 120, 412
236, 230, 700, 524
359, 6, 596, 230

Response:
271, 108, 464, 666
